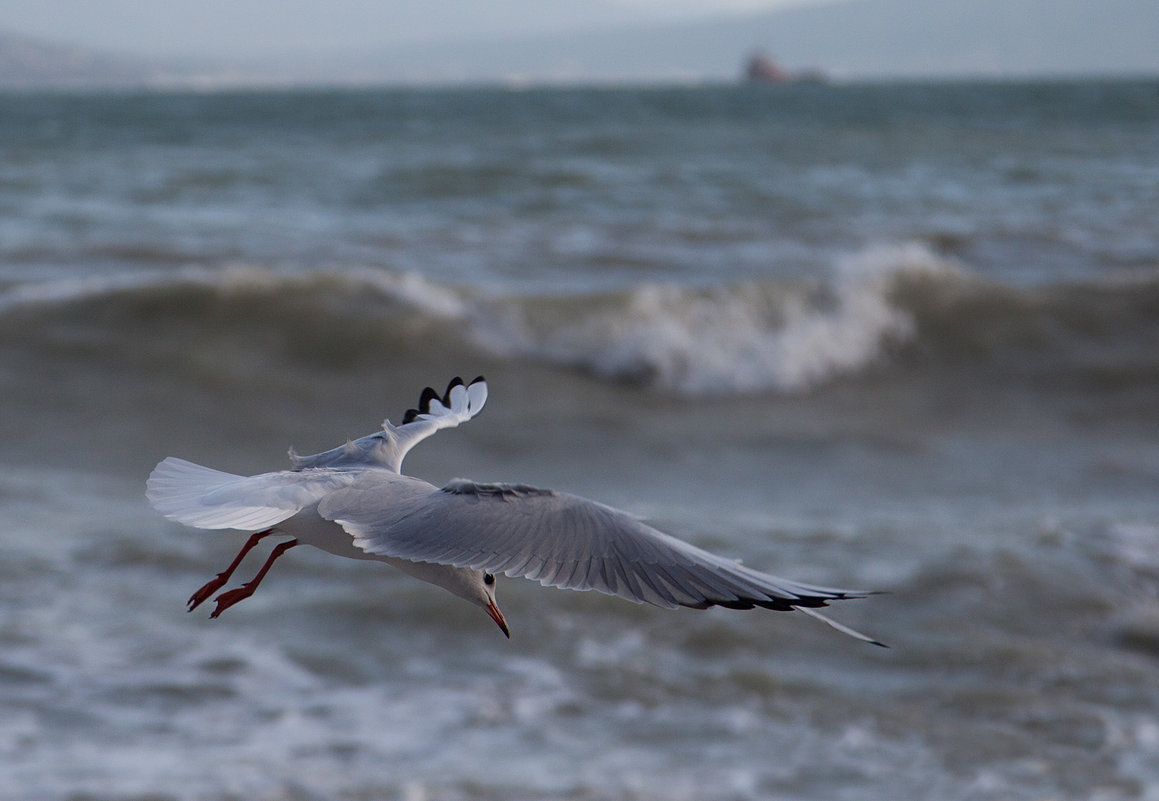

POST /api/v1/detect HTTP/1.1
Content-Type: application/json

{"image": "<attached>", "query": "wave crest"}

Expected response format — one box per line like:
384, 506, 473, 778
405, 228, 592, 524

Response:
4, 243, 1157, 397
474, 242, 954, 394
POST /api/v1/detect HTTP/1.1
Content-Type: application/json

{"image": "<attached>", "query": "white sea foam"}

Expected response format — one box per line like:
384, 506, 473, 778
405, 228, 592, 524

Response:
474, 242, 960, 394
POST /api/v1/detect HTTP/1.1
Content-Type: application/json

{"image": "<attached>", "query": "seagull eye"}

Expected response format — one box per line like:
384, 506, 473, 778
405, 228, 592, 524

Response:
483, 573, 495, 586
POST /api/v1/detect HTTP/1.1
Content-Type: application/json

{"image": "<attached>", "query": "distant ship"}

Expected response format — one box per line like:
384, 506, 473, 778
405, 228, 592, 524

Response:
743, 52, 827, 85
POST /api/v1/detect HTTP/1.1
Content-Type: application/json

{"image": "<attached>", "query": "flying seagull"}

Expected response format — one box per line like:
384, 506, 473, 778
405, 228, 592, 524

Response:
146, 376, 884, 646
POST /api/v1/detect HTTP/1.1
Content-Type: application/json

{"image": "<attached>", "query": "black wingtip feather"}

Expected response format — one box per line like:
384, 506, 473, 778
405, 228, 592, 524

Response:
401, 376, 485, 424
442, 376, 465, 406
419, 386, 441, 410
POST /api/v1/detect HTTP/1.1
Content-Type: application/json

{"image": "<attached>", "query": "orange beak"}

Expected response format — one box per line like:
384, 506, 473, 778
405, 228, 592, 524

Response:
485, 599, 510, 638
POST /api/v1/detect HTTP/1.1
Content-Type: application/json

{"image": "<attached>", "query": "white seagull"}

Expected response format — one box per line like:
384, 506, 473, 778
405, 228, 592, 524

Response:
147, 376, 884, 646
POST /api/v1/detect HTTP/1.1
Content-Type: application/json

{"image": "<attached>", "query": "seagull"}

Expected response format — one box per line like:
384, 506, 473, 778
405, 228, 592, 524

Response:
147, 376, 884, 646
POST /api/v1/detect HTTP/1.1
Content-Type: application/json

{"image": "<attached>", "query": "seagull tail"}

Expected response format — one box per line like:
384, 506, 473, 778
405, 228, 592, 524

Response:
793, 605, 888, 648
146, 457, 288, 531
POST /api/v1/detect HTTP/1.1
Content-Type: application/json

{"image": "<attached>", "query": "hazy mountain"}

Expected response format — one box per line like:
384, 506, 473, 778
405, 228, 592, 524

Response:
0, 31, 166, 88
3, 0, 664, 61
730, 0, 1159, 78
357, 0, 1159, 83
4, 0, 1157, 89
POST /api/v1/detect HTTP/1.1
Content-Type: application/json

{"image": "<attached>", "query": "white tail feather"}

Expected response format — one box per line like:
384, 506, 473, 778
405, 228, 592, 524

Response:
146, 457, 298, 531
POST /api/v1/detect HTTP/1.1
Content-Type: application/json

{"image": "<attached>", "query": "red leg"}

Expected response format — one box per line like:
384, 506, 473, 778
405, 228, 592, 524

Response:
188, 529, 273, 612
210, 539, 299, 619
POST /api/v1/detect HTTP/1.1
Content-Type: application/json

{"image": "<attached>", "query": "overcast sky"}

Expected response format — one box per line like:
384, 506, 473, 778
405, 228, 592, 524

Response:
0, 0, 825, 58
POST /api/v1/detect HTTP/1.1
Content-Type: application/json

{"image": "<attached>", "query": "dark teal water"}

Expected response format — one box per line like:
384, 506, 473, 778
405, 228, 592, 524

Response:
2, 81, 1159, 800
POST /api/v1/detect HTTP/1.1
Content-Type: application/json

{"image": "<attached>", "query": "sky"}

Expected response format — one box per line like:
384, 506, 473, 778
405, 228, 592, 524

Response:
0, 0, 822, 59
4, 0, 1152, 83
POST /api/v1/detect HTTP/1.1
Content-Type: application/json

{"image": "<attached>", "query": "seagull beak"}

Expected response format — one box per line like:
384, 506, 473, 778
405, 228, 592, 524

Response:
485, 599, 510, 638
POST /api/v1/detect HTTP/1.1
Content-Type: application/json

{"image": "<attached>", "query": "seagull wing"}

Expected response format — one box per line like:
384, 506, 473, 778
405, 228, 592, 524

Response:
319, 477, 882, 644
288, 376, 488, 473
390, 375, 488, 465
146, 457, 358, 531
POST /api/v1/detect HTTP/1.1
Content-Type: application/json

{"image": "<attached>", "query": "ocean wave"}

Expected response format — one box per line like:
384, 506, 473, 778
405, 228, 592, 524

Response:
473, 243, 951, 394
3, 245, 1158, 397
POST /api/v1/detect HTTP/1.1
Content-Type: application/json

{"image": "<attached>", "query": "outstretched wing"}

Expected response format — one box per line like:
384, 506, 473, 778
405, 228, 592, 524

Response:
288, 376, 488, 473
319, 478, 883, 645
146, 457, 357, 531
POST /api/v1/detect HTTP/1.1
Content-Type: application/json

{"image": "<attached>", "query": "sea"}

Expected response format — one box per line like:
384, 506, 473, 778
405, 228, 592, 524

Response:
2, 79, 1159, 801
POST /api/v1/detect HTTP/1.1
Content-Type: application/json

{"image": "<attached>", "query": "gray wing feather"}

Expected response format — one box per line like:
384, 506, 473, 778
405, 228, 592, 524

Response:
319, 478, 871, 612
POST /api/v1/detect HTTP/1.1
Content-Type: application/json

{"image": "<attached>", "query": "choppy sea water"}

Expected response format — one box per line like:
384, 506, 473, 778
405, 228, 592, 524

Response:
2, 81, 1159, 800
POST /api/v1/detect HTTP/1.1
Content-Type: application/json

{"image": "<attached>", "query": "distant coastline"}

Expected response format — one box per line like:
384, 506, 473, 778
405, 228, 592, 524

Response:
4, 0, 1159, 91
0, 31, 161, 89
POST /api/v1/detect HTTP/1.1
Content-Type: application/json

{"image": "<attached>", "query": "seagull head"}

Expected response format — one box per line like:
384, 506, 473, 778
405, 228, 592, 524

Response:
478, 571, 510, 638
451, 568, 510, 638
412, 563, 510, 638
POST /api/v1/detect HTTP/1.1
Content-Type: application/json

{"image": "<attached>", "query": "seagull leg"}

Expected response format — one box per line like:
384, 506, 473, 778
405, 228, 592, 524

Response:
187, 529, 273, 612
209, 539, 299, 619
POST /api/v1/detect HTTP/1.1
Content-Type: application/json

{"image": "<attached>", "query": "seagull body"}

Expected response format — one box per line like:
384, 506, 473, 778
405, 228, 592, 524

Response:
147, 376, 883, 646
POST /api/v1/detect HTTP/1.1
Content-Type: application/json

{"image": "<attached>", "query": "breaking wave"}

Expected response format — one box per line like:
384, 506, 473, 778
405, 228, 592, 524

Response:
475, 243, 947, 393
3, 243, 1158, 397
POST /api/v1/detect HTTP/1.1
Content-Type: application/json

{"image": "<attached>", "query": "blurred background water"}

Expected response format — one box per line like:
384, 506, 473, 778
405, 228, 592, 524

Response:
2, 81, 1159, 800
